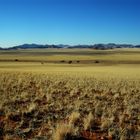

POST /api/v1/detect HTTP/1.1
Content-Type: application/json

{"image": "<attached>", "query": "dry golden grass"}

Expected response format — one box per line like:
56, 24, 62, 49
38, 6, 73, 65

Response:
0, 48, 140, 140
53, 123, 73, 140
0, 71, 139, 140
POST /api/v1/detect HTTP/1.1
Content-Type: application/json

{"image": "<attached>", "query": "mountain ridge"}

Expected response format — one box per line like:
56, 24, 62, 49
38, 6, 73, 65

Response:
0, 43, 140, 50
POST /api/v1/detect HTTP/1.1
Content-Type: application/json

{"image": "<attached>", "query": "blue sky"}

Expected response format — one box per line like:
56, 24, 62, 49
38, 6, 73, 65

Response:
0, 0, 140, 47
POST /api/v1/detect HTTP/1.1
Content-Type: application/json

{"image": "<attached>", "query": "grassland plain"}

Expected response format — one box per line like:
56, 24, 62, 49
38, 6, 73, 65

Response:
0, 48, 140, 140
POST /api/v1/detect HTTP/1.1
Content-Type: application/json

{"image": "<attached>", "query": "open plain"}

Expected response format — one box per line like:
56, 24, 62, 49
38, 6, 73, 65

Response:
0, 48, 140, 140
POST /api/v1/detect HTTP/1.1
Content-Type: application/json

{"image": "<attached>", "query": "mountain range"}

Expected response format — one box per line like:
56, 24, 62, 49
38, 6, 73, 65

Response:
0, 43, 140, 50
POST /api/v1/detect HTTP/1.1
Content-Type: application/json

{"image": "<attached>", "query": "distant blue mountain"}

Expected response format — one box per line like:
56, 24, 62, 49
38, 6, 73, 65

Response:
135, 45, 140, 48
12, 44, 62, 49
0, 43, 140, 50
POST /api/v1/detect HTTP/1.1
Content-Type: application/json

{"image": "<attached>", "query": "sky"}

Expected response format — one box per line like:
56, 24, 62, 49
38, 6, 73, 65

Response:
0, 0, 140, 47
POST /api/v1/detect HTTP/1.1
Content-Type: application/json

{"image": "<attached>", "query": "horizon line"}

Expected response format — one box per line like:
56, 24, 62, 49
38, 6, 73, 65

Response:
0, 42, 140, 49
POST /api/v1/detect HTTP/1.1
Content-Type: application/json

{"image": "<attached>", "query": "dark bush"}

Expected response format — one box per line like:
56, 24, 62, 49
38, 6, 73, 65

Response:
60, 60, 65, 63
95, 60, 100, 63
14, 59, 19, 61
68, 61, 72, 64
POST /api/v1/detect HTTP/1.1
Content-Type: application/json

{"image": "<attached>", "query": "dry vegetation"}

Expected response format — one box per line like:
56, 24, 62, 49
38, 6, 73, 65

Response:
0, 71, 140, 140
0, 48, 140, 140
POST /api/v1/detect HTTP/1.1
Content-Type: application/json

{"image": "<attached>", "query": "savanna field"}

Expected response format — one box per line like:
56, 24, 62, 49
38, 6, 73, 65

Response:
0, 48, 140, 140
